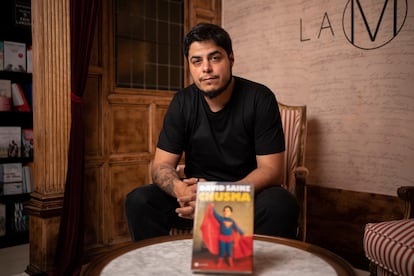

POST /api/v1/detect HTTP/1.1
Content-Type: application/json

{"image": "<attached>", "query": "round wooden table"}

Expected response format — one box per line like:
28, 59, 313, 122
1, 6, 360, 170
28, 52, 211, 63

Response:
82, 235, 356, 276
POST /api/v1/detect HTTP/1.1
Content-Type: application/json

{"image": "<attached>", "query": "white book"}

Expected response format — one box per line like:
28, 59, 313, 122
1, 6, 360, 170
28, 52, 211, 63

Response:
2, 182, 23, 195
3, 41, 26, 72
0, 126, 21, 158
0, 163, 23, 183
26, 46, 32, 73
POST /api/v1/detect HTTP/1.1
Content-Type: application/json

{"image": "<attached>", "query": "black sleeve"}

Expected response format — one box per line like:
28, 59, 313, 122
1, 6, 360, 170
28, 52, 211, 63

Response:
254, 90, 285, 155
157, 94, 186, 154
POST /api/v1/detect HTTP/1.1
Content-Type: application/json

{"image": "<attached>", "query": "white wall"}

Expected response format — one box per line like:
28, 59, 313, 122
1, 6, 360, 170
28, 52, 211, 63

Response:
223, 0, 414, 195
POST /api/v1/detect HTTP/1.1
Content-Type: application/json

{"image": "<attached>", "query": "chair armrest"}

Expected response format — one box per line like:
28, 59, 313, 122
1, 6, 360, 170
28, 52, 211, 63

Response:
397, 186, 414, 219
295, 166, 309, 178
294, 166, 309, 242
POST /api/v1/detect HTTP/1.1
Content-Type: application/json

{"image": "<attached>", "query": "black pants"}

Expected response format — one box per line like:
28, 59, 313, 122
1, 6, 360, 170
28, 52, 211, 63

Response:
125, 184, 299, 241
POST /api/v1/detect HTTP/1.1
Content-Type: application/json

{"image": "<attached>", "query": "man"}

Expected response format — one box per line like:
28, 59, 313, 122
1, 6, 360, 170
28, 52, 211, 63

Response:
125, 23, 299, 241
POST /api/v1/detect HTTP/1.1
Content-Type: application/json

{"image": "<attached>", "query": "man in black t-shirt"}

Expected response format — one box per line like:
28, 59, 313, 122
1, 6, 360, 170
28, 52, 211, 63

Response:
125, 23, 299, 241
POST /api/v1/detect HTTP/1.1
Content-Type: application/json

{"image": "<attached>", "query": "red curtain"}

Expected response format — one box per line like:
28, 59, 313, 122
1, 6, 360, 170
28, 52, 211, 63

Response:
54, 0, 100, 275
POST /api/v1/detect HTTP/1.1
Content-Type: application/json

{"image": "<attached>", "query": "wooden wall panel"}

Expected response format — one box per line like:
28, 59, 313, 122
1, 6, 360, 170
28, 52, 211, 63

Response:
108, 162, 150, 243
306, 185, 406, 270
83, 165, 104, 249
110, 105, 150, 154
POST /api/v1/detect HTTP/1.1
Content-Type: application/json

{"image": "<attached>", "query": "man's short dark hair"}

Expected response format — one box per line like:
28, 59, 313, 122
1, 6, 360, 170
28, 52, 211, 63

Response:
183, 23, 233, 59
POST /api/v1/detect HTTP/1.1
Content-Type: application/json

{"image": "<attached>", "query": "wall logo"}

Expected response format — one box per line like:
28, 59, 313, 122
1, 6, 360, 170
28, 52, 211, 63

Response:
342, 0, 408, 50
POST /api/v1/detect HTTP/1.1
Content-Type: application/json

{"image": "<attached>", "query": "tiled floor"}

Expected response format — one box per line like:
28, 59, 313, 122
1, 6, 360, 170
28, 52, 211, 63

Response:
0, 243, 370, 276
0, 243, 29, 276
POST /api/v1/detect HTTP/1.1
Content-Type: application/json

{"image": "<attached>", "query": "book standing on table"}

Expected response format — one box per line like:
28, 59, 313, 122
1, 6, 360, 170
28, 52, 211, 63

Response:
191, 181, 254, 274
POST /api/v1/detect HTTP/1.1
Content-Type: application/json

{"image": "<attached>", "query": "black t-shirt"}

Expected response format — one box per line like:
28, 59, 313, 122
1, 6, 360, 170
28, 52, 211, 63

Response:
157, 76, 285, 181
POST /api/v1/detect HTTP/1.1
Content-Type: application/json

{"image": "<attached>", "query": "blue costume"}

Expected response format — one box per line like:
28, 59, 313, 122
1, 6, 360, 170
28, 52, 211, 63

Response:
212, 207, 244, 258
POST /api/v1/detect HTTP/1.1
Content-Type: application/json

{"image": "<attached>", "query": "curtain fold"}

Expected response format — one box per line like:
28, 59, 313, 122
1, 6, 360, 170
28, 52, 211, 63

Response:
54, 0, 100, 275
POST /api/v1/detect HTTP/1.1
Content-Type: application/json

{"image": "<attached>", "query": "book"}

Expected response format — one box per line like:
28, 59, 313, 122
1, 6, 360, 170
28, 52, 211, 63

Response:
11, 83, 31, 112
0, 203, 5, 236
12, 201, 28, 232
0, 79, 12, 111
1, 182, 23, 195
191, 182, 254, 274
21, 129, 33, 158
3, 41, 26, 72
0, 163, 23, 183
0, 126, 21, 158
22, 165, 33, 193
0, 41, 3, 71
26, 45, 32, 73
24, 82, 33, 110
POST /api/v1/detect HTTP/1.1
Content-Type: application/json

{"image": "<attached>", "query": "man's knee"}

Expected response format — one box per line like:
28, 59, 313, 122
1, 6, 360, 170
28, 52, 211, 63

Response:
254, 186, 299, 238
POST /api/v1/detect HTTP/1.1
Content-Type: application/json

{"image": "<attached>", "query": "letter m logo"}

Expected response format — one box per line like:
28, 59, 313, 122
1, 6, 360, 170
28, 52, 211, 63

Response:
342, 0, 407, 49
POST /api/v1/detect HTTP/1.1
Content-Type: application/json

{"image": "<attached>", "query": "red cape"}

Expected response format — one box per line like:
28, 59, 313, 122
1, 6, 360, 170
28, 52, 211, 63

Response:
200, 204, 253, 259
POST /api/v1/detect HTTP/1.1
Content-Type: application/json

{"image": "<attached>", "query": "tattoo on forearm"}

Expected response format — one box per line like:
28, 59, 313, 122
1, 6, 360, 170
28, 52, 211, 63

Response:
153, 164, 178, 197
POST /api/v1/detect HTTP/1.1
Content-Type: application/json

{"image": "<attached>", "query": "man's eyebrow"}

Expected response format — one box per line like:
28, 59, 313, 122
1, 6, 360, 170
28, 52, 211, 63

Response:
190, 50, 222, 60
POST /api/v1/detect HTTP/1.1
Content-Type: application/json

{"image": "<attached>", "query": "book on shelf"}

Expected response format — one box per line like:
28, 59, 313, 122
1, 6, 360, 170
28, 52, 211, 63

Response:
26, 45, 32, 73
0, 41, 3, 70
191, 182, 254, 274
0, 79, 12, 111
22, 165, 33, 193
21, 129, 33, 158
11, 83, 31, 112
24, 82, 32, 110
1, 182, 23, 195
0, 203, 5, 237
0, 163, 23, 183
0, 126, 21, 158
11, 201, 28, 233
3, 41, 26, 72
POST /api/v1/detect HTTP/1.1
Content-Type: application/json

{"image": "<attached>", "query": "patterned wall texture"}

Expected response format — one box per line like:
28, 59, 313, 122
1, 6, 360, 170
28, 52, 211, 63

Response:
223, 0, 413, 195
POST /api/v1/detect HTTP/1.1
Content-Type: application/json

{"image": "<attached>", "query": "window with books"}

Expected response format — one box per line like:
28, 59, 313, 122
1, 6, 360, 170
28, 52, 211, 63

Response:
115, 0, 184, 91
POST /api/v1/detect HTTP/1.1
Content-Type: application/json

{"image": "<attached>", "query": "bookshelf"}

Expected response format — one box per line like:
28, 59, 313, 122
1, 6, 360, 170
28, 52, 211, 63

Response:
0, 0, 32, 248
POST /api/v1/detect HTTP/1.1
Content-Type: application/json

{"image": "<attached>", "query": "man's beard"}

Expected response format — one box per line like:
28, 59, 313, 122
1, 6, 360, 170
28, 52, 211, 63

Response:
199, 75, 233, 99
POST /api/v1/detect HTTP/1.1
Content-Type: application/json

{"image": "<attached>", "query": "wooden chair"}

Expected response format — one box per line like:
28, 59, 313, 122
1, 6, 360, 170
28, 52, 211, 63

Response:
363, 186, 414, 276
278, 102, 308, 241
172, 102, 309, 242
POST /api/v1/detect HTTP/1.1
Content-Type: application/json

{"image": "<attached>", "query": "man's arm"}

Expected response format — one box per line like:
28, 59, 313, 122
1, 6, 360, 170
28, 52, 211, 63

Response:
151, 147, 198, 218
237, 152, 285, 192
152, 147, 186, 197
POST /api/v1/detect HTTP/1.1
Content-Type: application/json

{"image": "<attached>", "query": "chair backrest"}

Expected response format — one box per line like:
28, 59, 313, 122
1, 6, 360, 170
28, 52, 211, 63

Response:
278, 102, 307, 194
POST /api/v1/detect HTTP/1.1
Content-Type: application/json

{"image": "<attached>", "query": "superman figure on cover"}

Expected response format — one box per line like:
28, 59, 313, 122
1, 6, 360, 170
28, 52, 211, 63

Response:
200, 203, 252, 267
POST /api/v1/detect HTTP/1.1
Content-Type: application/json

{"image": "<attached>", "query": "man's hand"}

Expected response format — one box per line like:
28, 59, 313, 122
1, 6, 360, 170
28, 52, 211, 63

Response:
176, 178, 198, 219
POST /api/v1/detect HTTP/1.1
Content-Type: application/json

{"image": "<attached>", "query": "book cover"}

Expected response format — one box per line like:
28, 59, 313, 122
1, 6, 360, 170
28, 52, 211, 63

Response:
26, 45, 32, 73
22, 165, 33, 193
0, 79, 12, 111
0, 163, 23, 183
3, 41, 26, 72
24, 82, 33, 110
0, 203, 5, 236
0, 126, 21, 158
12, 201, 28, 232
0, 41, 3, 71
21, 129, 33, 158
191, 182, 254, 274
11, 83, 31, 112
1, 182, 23, 195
